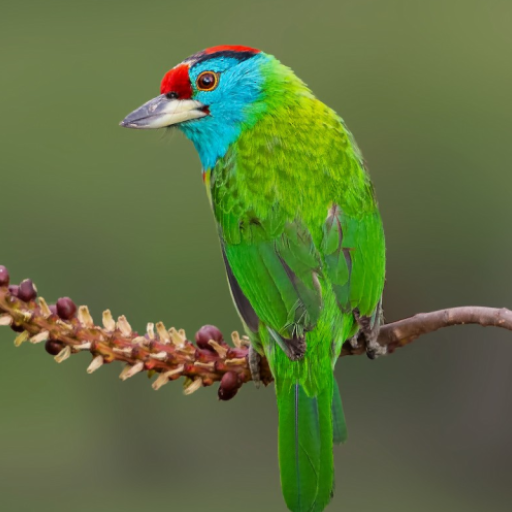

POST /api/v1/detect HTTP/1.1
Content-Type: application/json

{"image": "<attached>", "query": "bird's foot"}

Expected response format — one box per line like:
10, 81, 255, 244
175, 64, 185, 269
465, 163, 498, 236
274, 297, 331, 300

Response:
248, 345, 262, 388
349, 335, 359, 349
365, 337, 387, 360
353, 307, 387, 360
268, 327, 306, 361
285, 337, 307, 361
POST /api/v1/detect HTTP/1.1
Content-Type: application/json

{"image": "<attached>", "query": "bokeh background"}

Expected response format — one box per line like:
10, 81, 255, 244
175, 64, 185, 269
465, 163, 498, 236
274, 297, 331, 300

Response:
1, 1, 511, 511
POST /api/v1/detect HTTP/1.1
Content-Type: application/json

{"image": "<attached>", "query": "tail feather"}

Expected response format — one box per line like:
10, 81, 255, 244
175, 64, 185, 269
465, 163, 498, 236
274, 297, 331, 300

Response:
277, 380, 334, 512
332, 380, 348, 444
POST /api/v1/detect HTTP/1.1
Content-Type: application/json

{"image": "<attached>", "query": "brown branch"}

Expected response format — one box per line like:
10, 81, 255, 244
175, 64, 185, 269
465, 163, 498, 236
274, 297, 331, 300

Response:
1, 264, 511, 400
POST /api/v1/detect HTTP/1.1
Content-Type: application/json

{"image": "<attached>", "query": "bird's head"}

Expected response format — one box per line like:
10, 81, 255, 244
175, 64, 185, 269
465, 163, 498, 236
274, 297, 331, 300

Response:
120, 45, 303, 169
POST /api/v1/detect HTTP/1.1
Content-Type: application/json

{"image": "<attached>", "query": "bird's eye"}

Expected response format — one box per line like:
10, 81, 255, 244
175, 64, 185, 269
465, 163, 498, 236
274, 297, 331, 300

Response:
196, 71, 219, 91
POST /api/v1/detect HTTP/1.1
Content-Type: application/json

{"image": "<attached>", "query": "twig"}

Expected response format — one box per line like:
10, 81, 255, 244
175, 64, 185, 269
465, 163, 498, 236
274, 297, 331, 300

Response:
1, 265, 511, 400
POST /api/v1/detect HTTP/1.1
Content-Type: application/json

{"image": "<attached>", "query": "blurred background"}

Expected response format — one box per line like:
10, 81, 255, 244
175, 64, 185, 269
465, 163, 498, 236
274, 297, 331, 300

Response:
1, 0, 511, 511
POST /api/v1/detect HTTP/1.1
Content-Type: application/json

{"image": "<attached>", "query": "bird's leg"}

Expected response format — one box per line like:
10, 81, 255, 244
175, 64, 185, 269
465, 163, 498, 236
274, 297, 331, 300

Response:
353, 302, 386, 359
248, 345, 262, 388
283, 336, 307, 361
268, 326, 306, 361
349, 334, 360, 349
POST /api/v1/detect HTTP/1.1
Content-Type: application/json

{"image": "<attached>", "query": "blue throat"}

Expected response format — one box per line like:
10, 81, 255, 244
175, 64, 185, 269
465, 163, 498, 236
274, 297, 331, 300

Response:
179, 53, 270, 170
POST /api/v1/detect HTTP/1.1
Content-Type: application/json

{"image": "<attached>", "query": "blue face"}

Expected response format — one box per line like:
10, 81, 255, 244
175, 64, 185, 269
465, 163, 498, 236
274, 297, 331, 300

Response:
179, 53, 269, 170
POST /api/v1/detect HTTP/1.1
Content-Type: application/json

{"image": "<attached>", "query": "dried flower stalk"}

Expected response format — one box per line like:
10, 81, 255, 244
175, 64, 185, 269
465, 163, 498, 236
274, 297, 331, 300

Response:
1, 264, 512, 400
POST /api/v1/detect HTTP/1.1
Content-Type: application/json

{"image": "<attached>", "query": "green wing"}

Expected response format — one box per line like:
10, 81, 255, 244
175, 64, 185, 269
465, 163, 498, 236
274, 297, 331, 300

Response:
217, 201, 384, 349
213, 184, 384, 355
220, 209, 323, 354
322, 203, 385, 317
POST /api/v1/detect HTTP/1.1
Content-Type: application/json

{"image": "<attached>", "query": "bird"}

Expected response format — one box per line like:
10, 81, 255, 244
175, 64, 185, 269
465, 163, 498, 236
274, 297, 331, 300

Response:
120, 45, 386, 512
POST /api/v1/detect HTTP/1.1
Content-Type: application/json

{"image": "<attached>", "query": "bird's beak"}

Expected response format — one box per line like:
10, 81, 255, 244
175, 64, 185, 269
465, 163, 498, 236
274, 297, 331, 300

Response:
119, 94, 207, 129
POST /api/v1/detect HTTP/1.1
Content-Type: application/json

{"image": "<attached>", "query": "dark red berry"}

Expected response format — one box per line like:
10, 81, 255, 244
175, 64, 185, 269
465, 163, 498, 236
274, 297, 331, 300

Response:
18, 279, 37, 302
49, 304, 58, 316
195, 324, 224, 351
0, 266, 9, 287
56, 297, 77, 320
45, 339, 64, 356
11, 323, 25, 333
218, 371, 241, 401
8, 285, 19, 297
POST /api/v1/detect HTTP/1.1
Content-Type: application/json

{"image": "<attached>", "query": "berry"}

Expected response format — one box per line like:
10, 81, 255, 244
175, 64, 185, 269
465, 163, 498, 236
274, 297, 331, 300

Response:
11, 323, 25, 333
18, 279, 37, 302
218, 371, 241, 401
56, 297, 77, 320
45, 339, 64, 356
0, 266, 9, 287
195, 324, 223, 351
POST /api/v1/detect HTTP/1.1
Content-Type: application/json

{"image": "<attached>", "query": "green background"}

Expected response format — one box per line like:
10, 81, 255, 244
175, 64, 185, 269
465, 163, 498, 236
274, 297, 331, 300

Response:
1, 1, 511, 511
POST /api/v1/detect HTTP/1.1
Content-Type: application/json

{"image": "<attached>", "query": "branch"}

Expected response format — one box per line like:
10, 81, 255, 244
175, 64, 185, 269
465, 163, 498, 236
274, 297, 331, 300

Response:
1, 264, 511, 400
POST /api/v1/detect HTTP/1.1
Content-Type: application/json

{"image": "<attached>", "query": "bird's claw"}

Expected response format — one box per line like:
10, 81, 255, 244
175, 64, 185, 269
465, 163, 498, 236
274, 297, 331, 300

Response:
248, 346, 262, 388
349, 335, 359, 349
365, 339, 387, 359
353, 304, 387, 359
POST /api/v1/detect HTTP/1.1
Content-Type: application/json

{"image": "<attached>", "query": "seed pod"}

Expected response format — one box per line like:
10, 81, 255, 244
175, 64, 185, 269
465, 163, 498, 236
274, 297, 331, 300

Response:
218, 371, 241, 401
10, 323, 25, 333
56, 297, 77, 320
18, 279, 37, 302
45, 339, 64, 356
0, 266, 9, 287
195, 324, 223, 351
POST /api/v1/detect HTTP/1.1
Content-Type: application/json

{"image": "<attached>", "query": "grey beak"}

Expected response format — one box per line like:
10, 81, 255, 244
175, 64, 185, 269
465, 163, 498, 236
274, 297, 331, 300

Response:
120, 94, 207, 129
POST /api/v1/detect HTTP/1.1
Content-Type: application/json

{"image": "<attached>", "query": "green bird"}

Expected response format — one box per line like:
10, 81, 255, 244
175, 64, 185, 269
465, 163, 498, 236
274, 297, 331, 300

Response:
121, 45, 386, 512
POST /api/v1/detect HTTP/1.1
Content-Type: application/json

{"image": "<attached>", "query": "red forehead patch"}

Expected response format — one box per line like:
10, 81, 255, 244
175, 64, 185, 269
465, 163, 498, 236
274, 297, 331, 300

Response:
203, 45, 260, 55
160, 64, 193, 98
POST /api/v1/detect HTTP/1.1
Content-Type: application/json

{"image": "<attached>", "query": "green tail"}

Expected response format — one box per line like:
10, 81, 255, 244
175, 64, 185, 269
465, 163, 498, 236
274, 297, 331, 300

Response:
332, 380, 348, 445
277, 377, 336, 512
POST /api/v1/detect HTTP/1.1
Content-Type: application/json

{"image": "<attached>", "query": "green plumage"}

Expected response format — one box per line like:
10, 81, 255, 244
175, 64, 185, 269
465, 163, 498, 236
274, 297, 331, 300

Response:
207, 56, 385, 512
121, 46, 386, 512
